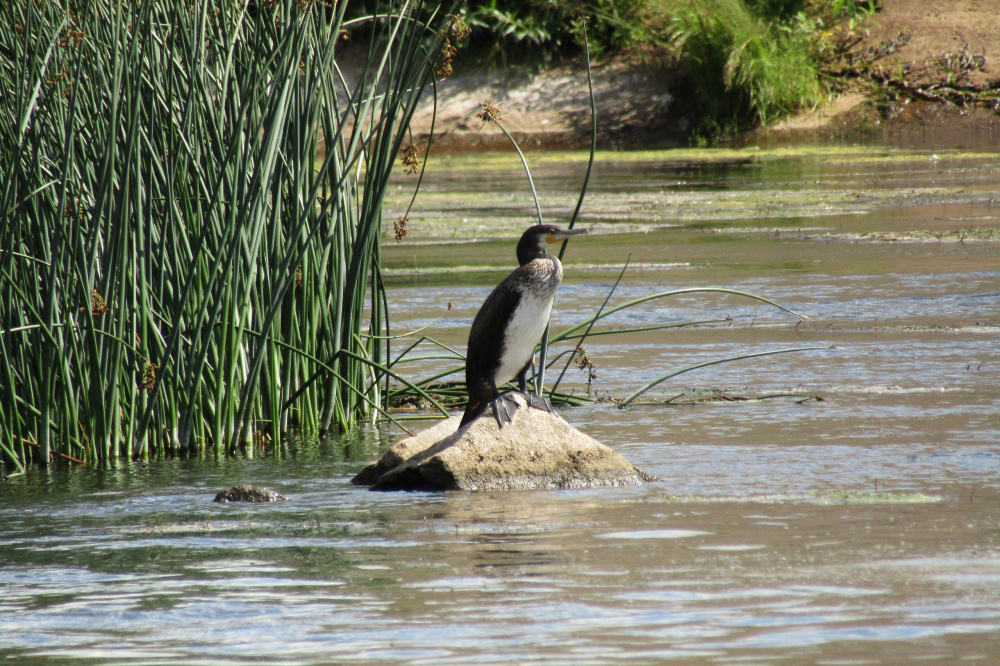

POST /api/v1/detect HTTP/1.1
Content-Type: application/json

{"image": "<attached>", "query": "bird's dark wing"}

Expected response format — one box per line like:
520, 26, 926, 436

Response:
462, 271, 524, 425
466, 272, 523, 381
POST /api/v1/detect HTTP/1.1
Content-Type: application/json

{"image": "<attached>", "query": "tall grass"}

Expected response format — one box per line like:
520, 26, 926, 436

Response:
669, 0, 826, 136
0, 0, 460, 471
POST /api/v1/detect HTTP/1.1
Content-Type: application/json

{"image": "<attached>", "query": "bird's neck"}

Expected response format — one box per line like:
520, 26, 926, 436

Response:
516, 253, 562, 290
517, 248, 549, 266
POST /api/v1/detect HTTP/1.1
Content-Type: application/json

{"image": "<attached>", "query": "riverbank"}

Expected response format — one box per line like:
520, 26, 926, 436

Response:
4, 147, 998, 664
407, 0, 1000, 151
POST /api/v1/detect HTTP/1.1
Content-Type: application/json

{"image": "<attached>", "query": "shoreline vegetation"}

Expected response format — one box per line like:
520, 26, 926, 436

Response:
2, 1, 996, 472
1, 0, 462, 471
404, 0, 1000, 150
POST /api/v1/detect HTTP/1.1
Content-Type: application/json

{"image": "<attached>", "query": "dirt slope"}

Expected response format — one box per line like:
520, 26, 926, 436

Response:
406, 1, 1000, 150
864, 0, 999, 87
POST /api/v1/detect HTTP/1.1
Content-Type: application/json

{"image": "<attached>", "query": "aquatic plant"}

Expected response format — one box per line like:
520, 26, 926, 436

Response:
0, 0, 460, 471
383, 32, 826, 415
668, 0, 827, 138
385, 281, 822, 414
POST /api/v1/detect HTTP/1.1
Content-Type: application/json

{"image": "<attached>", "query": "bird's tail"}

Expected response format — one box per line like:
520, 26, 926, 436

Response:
460, 397, 487, 427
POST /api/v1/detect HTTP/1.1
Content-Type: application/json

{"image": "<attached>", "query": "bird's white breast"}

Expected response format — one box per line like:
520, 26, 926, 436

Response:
496, 288, 555, 385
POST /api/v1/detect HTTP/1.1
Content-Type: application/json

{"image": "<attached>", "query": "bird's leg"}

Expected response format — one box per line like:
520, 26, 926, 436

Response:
528, 393, 554, 414
489, 381, 520, 429
517, 366, 553, 414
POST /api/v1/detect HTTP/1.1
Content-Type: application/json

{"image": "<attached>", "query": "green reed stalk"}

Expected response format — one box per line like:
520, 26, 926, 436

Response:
388, 283, 814, 413
549, 287, 810, 346
619, 346, 834, 407
0, 0, 459, 469
548, 252, 628, 396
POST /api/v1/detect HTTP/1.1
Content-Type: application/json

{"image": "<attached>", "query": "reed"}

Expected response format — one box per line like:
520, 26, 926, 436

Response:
382, 26, 825, 419
385, 283, 820, 413
0, 0, 460, 471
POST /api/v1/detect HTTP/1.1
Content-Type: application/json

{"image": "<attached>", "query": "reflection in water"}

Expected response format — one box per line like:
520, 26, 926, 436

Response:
4, 464, 998, 663
3, 147, 1000, 663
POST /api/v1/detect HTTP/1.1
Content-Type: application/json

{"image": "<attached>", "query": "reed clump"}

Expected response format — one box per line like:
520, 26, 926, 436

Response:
0, 0, 460, 471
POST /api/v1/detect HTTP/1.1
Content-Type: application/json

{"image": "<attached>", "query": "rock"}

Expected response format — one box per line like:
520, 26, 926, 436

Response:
350, 416, 464, 487
352, 394, 653, 491
213, 484, 287, 503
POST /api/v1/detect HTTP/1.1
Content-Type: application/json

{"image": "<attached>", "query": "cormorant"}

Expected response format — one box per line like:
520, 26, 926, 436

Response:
461, 224, 588, 428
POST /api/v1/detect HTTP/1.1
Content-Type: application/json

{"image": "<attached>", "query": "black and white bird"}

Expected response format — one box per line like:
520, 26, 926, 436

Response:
461, 224, 588, 428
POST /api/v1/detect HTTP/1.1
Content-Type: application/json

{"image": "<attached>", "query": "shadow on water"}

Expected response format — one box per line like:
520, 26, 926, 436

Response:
3, 145, 1000, 663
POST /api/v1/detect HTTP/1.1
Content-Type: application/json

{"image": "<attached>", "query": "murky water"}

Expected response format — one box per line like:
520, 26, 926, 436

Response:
3, 144, 1000, 663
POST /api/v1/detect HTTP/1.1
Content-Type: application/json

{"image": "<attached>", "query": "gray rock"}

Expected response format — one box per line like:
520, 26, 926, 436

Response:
353, 394, 653, 491
213, 485, 287, 503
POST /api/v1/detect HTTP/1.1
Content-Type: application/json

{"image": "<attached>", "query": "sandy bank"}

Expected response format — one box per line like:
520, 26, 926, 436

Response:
404, 0, 1000, 151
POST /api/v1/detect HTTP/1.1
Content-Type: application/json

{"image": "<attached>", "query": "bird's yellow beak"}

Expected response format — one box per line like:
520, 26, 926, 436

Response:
546, 228, 589, 244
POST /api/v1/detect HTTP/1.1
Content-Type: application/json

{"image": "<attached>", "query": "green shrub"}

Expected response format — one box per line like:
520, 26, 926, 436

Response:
668, 0, 826, 137
457, 0, 854, 137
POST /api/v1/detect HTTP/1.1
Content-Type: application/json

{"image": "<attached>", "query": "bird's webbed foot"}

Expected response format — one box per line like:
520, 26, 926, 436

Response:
490, 392, 522, 429
524, 393, 554, 414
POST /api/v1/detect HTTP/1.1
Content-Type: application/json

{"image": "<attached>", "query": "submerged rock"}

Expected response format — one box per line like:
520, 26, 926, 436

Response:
353, 394, 653, 491
213, 484, 287, 503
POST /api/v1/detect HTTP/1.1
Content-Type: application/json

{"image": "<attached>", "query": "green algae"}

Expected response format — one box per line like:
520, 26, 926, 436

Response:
412, 146, 1000, 172
813, 491, 942, 504
659, 492, 942, 504
379, 147, 1000, 280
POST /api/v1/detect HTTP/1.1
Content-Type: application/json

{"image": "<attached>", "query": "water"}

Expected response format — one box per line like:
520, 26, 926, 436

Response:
3, 145, 1000, 663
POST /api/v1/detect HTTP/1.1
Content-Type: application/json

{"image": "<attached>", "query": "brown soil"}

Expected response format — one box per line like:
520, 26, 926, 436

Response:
408, 0, 1000, 151
863, 0, 1000, 88
409, 58, 685, 152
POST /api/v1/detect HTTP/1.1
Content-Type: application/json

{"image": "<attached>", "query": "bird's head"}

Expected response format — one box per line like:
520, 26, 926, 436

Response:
515, 224, 588, 266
